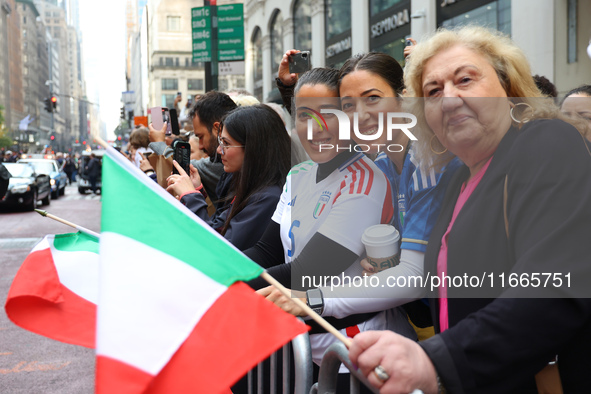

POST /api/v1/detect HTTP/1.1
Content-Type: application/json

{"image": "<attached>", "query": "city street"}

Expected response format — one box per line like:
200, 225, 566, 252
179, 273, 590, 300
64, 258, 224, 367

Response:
0, 182, 100, 394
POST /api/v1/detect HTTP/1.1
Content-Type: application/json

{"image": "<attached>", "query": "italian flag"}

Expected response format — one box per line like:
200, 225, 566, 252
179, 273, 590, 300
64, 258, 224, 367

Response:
97, 148, 308, 393
5, 232, 99, 348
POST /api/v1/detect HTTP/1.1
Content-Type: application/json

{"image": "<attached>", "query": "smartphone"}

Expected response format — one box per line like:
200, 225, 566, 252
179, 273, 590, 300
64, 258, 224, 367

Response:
405, 39, 413, 46
149, 106, 172, 136
172, 141, 191, 175
289, 51, 311, 74
143, 152, 151, 159
169, 108, 180, 135
177, 91, 182, 97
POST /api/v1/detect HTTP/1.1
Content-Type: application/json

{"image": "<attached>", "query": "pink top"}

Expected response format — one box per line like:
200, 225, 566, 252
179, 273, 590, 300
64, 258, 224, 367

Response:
438, 157, 493, 332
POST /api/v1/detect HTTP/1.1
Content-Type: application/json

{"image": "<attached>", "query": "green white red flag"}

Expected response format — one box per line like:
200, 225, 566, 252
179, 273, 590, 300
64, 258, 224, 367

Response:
5, 231, 99, 348
96, 147, 308, 393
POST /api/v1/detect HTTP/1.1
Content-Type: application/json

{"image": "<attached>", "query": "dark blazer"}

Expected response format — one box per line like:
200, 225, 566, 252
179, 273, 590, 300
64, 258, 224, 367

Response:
419, 120, 591, 393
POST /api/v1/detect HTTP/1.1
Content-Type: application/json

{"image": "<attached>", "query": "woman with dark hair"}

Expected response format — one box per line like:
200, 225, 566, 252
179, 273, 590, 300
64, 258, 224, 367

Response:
166, 104, 291, 251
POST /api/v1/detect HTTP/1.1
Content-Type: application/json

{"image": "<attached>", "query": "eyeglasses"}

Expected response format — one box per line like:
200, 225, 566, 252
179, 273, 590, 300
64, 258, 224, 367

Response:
217, 134, 244, 155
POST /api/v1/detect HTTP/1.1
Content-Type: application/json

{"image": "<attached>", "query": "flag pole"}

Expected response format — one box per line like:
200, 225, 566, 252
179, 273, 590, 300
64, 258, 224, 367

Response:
34, 209, 100, 239
260, 271, 352, 348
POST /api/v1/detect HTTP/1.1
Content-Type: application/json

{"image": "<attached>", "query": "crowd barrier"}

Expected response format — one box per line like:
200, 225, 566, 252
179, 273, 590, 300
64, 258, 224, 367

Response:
310, 342, 379, 394
244, 325, 383, 394
245, 323, 313, 394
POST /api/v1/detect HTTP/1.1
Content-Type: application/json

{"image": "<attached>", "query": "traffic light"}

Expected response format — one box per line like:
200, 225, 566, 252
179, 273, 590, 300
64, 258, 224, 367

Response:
50, 133, 55, 141
44, 98, 53, 113
120, 106, 125, 119
50, 96, 57, 110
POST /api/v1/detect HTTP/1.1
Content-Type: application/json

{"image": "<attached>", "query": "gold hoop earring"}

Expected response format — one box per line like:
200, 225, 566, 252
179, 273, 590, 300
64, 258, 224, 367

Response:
430, 134, 447, 155
510, 102, 534, 124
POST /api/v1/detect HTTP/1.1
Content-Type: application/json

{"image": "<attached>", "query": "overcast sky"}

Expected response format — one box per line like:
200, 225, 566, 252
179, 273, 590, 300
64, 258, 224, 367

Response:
79, 0, 127, 139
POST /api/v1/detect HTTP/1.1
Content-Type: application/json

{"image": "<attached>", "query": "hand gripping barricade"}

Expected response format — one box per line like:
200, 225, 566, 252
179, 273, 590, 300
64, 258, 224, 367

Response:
310, 342, 379, 394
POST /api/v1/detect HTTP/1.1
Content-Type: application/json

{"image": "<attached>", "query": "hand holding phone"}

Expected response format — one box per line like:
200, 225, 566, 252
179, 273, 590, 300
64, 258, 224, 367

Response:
172, 140, 191, 175
289, 51, 311, 74
149, 106, 172, 136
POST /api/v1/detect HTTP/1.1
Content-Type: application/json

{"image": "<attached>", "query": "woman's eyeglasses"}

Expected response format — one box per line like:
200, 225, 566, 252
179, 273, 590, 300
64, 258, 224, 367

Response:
217, 134, 244, 154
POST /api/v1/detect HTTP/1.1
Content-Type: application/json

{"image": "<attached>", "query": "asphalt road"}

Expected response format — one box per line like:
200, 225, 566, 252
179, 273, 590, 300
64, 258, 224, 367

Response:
0, 183, 100, 393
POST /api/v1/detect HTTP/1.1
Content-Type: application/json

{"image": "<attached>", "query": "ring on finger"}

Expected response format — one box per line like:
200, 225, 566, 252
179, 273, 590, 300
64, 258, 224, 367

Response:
373, 365, 390, 382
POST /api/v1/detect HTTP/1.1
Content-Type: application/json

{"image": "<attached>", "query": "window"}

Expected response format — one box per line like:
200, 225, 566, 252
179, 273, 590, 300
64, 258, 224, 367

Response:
370, 0, 402, 16
325, 0, 351, 40
270, 10, 284, 75
167, 16, 181, 31
161, 78, 178, 90
236, 77, 245, 89
162, 94, 176, 109
293, 0, 311, 51
252, 27, 263, 81
567, 0, 577, 63
165, 57, 174, 66
187, 79, 204, 90
175, 57, 179, 67
442, 0, 511, 37
159, 57, 164, 66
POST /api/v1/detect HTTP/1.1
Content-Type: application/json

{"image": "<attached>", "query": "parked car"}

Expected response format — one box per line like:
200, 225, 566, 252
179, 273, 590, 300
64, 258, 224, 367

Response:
0, 162, 51, 211
18, 158, 68, 199
78, 150, 105, 194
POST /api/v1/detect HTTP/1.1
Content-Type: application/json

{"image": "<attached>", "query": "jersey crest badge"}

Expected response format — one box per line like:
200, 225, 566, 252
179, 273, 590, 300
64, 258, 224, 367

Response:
313, 191, 331, 219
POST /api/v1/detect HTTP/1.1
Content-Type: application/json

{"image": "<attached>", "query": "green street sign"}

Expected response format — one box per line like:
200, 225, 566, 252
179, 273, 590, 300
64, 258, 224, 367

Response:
192, 6, 212, 62
218, 37, 244, 50
217, 4, 243, 27
194, 51, 212, 63
217, 4, 243, 17
218, 26, 243, 39
193, 30, 211, 40
219, 48, 245, 61
191, 6, 211, 30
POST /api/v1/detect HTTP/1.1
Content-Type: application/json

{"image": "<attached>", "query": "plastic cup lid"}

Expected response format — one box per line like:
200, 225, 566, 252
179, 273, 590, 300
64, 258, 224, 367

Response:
361, 224, 400, 246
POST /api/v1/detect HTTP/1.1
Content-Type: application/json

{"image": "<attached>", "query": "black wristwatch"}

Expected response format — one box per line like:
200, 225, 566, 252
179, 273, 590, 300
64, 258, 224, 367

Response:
306, 288, 324, 315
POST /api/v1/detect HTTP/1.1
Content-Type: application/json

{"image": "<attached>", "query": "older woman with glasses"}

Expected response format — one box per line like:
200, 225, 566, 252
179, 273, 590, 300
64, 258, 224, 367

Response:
348, 26, 591, 393
166, 104, 291, 251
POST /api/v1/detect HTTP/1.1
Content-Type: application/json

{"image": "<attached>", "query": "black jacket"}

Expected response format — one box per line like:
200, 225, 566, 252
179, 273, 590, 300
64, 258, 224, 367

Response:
420, 120, 591, 393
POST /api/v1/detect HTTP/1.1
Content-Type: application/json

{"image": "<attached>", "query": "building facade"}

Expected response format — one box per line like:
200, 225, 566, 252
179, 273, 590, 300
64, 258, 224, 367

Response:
245, 0, 591, 102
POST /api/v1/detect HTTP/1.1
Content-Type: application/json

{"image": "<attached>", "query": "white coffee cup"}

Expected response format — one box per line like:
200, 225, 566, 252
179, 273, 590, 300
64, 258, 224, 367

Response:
361, 224, 400, 272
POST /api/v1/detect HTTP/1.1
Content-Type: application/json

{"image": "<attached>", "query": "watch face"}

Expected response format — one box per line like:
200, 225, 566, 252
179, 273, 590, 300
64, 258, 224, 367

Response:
308, 296, 322, 308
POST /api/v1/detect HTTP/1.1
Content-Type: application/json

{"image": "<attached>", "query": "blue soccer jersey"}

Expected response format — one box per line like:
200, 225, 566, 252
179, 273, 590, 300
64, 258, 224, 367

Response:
374, 148, 462, 253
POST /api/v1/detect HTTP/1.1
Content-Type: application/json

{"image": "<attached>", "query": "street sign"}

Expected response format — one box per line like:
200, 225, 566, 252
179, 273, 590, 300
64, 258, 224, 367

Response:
191, 4, 244, 63
217, 4, 244, 61
218, 61, 245, 76
192, 6, 212, 62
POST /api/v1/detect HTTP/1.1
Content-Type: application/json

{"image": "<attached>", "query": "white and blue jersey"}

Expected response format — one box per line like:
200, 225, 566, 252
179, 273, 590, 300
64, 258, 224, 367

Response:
374, 148, 462, 253
271, 152, 396, 368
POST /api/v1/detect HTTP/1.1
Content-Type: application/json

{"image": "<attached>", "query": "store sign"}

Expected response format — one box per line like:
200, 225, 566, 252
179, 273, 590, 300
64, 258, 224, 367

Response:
370, 9, 410, 38
326, 37, 352, 58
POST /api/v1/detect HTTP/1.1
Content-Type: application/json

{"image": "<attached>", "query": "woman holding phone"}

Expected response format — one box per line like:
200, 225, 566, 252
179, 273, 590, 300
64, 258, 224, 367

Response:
166, 104, 290, 251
